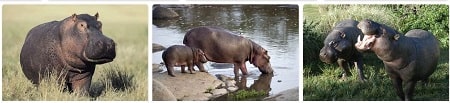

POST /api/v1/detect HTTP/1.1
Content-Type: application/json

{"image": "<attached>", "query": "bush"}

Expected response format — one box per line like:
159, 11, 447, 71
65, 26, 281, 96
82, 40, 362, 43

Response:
391, 5, 449, 48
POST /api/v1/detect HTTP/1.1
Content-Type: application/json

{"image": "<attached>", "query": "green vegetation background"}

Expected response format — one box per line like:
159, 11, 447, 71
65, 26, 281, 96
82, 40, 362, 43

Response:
2, 5, 148, 101
303, 5, 449, 101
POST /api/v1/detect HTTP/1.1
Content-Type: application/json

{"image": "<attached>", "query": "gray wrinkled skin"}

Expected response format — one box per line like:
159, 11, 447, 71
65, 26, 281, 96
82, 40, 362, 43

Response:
20, 13, 116, 94
319, 19, 366, 81
355, 19, 440, 101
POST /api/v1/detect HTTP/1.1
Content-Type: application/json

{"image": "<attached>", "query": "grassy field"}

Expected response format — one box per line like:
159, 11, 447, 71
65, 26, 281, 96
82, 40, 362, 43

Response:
303, 5, 449, 101
2, 5, 148, 101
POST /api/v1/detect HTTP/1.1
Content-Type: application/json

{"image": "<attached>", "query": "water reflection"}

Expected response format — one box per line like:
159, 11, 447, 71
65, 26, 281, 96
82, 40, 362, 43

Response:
215, 73, 274, 101
152, 4, 298, 98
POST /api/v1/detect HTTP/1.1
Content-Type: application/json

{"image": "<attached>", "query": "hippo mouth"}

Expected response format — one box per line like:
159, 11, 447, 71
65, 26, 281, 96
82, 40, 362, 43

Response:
257, 63, 273, 74
355, 35, 375, 51
83, 51, 115, 64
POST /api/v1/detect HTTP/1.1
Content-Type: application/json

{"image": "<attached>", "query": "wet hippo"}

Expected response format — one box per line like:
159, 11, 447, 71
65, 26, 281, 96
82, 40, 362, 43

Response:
355, 19, 439, 100
183, 26, 273, 76
162, 45, 208, 77
20, 13, 116, 94
319, 19, 366, 81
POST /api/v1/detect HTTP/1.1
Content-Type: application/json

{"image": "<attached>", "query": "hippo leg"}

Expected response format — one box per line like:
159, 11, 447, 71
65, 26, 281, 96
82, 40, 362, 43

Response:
354, 58, 367, 81
391, 77, 405, 100
70, 74, 93, 95
181, 65, 187, 73
337, 59, 351, 80
187, 65, 195, 74
239, 62, 249, 75
404, 80, 417, 101
195, 62, 207, 72
166, 65, 176, 77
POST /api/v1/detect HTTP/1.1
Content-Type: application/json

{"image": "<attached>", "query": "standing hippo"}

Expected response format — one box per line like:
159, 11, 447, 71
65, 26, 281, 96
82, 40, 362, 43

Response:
20, 13, 116, 94
355, 19, 439, 100
162, 45, 208, 77
319, 19, 366, 81
183, 26, 273, 76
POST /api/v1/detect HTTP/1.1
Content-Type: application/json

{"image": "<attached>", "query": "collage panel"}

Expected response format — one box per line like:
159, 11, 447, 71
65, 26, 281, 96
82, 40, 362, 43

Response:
303, 4, 449, 101
152, 4, 299, 101
2, 5, 148, 101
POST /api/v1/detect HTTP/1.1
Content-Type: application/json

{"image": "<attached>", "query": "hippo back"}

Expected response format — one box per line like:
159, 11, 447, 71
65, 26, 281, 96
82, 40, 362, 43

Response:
405, 29, 440, 79
183, 26, 253, 63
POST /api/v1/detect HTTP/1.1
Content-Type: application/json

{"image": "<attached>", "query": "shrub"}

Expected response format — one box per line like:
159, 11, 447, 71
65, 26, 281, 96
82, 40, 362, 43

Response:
391, 5, 449, 48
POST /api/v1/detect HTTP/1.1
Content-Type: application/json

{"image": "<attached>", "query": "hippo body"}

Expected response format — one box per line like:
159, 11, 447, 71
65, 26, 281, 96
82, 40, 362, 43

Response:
20, 13, 116, 93
319, 19, 366, 81
183, 26, 273, 76
355, 19, 439, 100
162, 45, 207, 77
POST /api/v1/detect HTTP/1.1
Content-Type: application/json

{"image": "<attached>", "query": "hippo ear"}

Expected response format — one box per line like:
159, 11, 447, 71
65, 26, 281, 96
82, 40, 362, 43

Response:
95, 12, 99, 20
71, 13, 77, 21
394, 34, 400, 40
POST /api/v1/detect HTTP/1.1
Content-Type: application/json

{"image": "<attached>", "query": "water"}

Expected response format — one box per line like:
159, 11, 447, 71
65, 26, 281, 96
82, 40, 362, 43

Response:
152, 5, 299, 100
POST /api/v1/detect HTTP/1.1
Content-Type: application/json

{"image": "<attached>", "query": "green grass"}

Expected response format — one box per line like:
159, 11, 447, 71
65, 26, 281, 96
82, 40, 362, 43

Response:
303, 5, 449, 101
2, 5, 148, 101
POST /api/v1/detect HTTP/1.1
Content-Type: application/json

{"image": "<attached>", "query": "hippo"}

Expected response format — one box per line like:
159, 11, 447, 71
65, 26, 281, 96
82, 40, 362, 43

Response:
355, 19, 439, 100
20, 13, 116, 94
319, 19, 367, 81
183, 26, 273, 76
162, 45, 208, 77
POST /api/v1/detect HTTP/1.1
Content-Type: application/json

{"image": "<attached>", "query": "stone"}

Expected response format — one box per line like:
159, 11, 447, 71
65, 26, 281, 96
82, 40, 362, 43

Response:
264, 87, 299, 101
152, 80, 177, 101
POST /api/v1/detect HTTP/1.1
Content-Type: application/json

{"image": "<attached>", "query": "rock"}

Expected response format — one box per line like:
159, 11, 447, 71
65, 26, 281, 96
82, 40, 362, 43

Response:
153, 6, 179, 19
181, 93, 211, 101
227, 87, 238, 92
152, 64, 163, 73
152, 80, 177, 101
264, 87, 299, 101
211, 89, 228, 96
152, 43, 165, 53
153, 71, 224, 100
226, 80, 236, 87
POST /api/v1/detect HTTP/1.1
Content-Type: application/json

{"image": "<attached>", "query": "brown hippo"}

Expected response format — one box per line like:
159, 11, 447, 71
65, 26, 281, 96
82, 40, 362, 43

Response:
183, 26, 273, 76
355, 19, 439, 101
319, 19, 366, 81
20, 13, 116, 94
162, 45, 208, 77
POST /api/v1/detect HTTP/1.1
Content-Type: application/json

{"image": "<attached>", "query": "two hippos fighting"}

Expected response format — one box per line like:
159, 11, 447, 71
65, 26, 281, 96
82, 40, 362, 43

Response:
319, 19, 440, 100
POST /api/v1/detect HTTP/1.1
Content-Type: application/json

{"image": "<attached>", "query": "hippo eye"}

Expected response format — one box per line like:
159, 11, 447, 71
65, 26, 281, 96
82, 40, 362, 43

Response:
329, 41, 339, 47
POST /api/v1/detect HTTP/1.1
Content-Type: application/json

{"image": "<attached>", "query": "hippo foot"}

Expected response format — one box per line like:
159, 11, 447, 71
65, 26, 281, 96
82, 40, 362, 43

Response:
169, 74, 176, 77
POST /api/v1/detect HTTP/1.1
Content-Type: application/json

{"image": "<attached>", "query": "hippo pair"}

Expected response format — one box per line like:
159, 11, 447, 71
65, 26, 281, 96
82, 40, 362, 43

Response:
162, 26, 274, 77
20, 13, 116, 94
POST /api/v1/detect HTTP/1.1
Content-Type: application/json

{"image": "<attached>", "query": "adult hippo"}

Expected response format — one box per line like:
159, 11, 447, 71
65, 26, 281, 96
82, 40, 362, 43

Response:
183, 26, 273, 76
20, 13, 116, 94
355, 19, 439, 100
319, 19, 366, 81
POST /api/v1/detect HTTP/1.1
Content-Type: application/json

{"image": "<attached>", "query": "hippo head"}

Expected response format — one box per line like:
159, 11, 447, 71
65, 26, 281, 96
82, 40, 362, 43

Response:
192, 48, 208, 63
319, 30, 352, 64
355, 19, 399, 52
250, 43, 273, 74
60, 13, 116, 64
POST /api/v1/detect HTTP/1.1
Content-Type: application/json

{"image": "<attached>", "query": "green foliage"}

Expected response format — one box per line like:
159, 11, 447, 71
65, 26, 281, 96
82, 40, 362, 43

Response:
391, 5, 449, 48
229, 89, 267, 101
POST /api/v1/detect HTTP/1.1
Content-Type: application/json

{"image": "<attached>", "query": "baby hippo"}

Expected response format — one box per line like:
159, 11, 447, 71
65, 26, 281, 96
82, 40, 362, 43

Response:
162, 45, 208, 77
355, 19, 439, 101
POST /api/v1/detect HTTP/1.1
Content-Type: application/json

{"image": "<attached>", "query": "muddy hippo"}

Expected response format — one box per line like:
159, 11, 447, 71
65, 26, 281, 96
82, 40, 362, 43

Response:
162, 45, 208, 77
183, 26, 273, 76
20, 13, 116, 94
355, 19, 439, 100
319, 19, 366, 81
